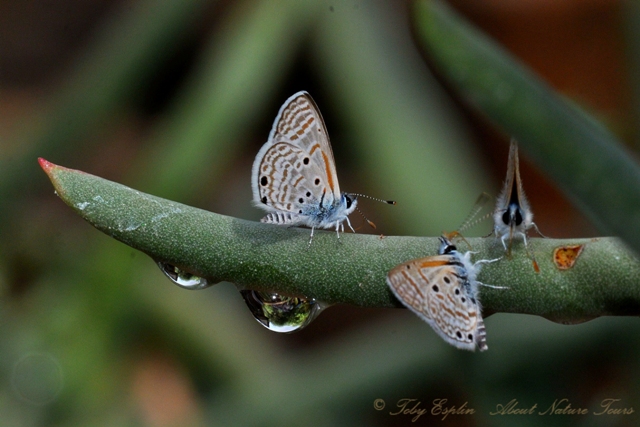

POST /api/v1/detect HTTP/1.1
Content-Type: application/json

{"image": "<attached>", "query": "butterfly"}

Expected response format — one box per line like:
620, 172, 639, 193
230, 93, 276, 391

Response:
386, 234, 500, 351
493, 139, 543, 271
252, 91, 393, 244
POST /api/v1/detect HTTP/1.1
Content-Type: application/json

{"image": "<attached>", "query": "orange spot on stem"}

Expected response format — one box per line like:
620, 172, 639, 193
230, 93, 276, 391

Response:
553, 244, 585, 270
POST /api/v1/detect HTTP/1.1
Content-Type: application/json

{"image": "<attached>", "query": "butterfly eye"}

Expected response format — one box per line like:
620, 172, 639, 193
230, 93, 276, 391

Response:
345, 196, 352, 209
501, 210, 510, 225
440, 241, 456, 254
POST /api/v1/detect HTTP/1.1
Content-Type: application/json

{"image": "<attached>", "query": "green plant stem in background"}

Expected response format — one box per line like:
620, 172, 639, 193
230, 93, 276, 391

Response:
41, 159, 640, 323
131, 0, 320, 199
312, 0, 489, 235
413, 0, 640, 255
1, 0, 213, 215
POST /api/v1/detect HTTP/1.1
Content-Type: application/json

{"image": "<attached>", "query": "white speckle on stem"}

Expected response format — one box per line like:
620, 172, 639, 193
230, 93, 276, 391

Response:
123, 223, 141, 232
151, 207, 184, 223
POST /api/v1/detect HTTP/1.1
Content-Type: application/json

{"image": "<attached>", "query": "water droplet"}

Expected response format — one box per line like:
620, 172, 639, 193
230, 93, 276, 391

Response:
11, 352, 63, 405
240, 290, 325, 333
550, 317, 596, 325
157, 262, 211, 290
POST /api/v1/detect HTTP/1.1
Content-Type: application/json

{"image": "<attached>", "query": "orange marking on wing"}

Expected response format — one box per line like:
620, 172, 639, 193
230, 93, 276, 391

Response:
297, 117, 313, 135
309, 143, 321, 155
398, 271, 425, 300
416, 268, 431, 286
321, 150, 335, 192
438, 304, 456, 319
292, 175, 304, 187
418, 260, 449, 269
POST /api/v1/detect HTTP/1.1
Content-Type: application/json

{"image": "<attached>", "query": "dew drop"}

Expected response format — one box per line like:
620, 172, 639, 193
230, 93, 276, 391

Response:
240, 290, 325, 333
157, 262, 211, 290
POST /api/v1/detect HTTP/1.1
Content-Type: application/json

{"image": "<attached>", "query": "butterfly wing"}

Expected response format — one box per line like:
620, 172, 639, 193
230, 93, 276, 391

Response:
386, 255, 487, 351
494, 139, 532, 237
252, 91, 341, 214
511, 140, 532, 224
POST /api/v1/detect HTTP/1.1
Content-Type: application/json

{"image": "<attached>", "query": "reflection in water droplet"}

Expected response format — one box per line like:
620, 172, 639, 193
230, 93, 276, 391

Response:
157, 262, 211, 290
11, 352, 63, 405
549, 317, 596, 325
240, 290, 325, 333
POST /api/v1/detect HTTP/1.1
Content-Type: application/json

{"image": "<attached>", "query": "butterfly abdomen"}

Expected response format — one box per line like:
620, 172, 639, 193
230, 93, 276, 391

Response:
475, 320, 488, 351
261, 212, 297, 225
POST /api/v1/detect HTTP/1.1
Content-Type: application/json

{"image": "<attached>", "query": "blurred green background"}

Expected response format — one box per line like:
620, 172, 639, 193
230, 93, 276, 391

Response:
1, 0, 639, 425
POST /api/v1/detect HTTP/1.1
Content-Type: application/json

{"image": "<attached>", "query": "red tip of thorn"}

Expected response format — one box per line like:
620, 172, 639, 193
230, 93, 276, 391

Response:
38, 157, 54, 172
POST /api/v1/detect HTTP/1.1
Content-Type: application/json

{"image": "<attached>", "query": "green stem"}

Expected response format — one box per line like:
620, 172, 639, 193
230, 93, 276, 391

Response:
40, 159, 640, 323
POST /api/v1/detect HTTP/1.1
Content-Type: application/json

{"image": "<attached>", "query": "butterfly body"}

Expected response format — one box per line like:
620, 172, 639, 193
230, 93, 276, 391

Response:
386, 236, 494, 351
259, 193, 356, 232
252, 91, 357, 242
493, 140, 534, 252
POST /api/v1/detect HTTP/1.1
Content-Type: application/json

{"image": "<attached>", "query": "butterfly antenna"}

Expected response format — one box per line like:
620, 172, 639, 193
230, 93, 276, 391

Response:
507, 223, 514, 258
443, 192, 492, 249
442, 230, 472, 249
355, 205, 377, 230
349, 193, 396, 205
523, 239, 541, 273
457, 192, 492, 234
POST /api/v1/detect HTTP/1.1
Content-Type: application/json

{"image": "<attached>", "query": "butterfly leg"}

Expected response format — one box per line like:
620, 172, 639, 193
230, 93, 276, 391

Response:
344, 216, 355, 234
477, 281, 509, 290
474, 257, 502, 266
308, 227, 315, 247
530, 221, 547, 238
500, 234, 508, 251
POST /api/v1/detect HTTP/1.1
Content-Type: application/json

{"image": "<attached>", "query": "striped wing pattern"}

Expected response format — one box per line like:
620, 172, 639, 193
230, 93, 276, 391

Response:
253, 92, 341, 214
386, 255, 487, 351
